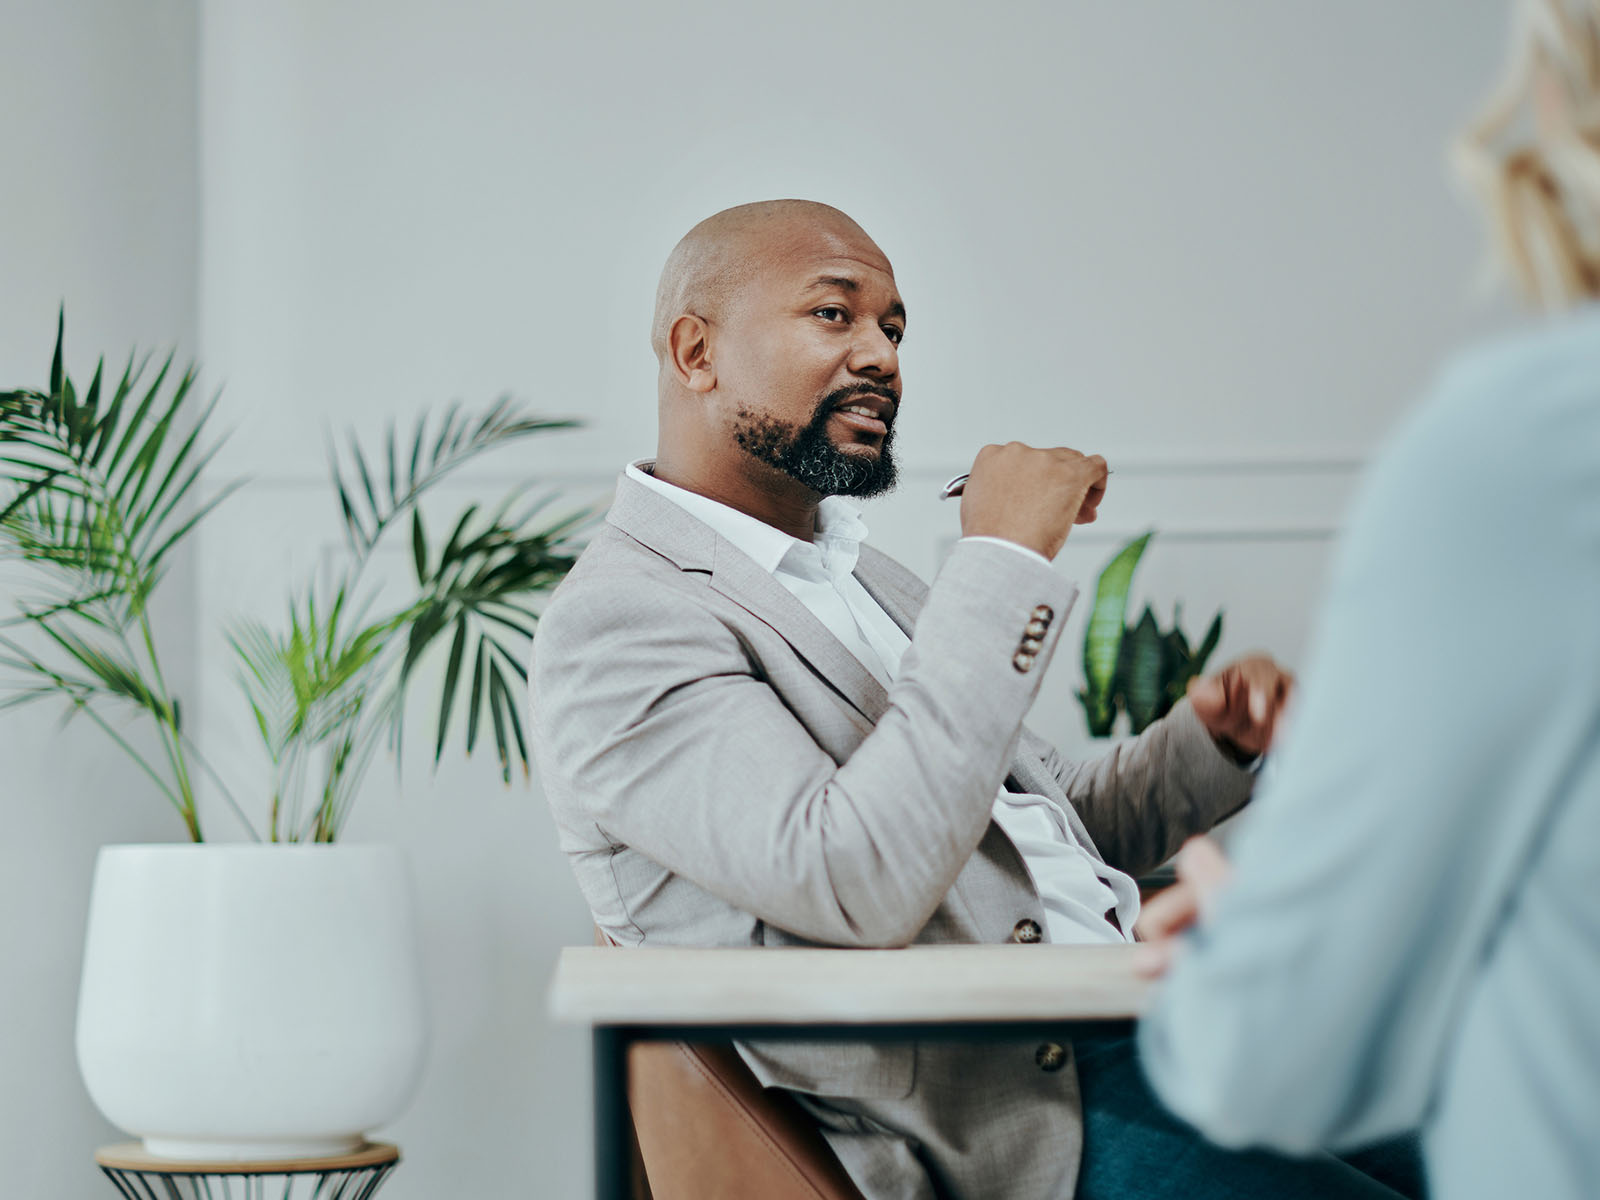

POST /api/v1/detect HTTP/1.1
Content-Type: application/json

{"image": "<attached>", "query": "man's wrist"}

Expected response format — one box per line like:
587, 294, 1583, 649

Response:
1207, 731, 1262, 770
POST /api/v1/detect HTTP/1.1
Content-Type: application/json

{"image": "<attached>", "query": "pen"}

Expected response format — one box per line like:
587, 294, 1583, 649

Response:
940, 469, 1112, 500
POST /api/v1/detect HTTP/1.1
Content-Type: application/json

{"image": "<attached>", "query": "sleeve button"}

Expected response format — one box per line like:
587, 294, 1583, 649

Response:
1012, 651, 1036, 673
1010, 919, 1043, 944
1030, 605, 1054, 623
1019, 636, 1043, 654
1024, 619, 1048, 639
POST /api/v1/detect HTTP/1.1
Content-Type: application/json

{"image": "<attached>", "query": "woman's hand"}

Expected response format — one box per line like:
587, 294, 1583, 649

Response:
1133, 836, 1234, 977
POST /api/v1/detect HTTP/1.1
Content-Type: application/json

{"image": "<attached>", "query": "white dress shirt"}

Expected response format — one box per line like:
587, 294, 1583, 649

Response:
626, 461, 1139, 944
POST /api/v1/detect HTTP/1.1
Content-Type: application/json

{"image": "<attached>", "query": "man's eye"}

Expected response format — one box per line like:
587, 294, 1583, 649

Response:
882, 325, 904, 345
814, 306, 847, 322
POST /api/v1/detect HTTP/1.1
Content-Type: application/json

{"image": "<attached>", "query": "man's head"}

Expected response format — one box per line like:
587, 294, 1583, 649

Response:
652, 200, 905, 501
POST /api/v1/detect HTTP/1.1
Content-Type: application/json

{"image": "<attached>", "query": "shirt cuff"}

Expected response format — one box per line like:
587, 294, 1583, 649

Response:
958, 535, 1053, 569
1214, 734, 1266, 774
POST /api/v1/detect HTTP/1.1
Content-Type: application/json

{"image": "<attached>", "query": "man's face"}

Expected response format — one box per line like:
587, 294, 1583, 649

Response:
712, 223, 905, 498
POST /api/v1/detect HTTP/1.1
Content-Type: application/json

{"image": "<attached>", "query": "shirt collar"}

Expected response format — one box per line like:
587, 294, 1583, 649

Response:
625, 459, 867, 583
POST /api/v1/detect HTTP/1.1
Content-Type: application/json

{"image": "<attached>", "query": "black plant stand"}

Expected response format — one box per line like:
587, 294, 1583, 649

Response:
95, 1141, 399, 1200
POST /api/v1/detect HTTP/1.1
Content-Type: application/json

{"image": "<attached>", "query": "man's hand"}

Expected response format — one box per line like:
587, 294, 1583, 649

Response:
1186, 654, 1295, 761
959, 442, 1108, 561
1133, 835, 1233, 977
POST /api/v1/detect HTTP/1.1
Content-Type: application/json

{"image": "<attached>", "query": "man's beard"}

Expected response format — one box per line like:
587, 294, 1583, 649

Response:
733, 385, 900, 499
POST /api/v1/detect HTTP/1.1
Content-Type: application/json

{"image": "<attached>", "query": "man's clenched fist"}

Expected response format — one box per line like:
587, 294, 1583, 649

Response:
959, 442, 1108, 561
1186, 654, 1295, 760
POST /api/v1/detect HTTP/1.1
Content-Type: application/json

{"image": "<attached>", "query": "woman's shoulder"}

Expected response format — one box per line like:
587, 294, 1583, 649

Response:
1381, 308, 1600, 489
1427, 307, 1600, 434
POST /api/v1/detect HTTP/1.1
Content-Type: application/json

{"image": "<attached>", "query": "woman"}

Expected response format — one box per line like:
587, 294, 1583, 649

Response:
1137, 3, 1600, 1198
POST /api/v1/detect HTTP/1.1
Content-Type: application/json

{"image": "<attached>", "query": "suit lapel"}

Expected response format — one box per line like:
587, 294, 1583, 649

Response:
605, 470, 891, 724
852, 545, 924, 639
707, 544, 891, 724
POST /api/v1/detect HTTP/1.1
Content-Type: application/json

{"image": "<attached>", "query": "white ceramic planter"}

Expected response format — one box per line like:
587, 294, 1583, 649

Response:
76, 844, 428, 1161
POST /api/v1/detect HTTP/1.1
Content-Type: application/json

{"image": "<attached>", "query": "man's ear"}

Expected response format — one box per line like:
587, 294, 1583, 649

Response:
667, 314, 716, 394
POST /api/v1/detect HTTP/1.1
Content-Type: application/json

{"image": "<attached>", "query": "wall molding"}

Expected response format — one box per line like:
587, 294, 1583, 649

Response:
227, 451, 1371, 491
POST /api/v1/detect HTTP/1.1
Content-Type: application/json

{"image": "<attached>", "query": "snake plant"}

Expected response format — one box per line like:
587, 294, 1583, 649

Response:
1076, 531, 1223, 737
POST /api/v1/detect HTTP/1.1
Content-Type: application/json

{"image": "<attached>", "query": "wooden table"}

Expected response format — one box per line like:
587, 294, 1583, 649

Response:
548, 944, 1153, 1199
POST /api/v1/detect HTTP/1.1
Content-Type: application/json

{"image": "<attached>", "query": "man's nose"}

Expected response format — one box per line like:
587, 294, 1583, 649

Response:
847, 322, 899, 378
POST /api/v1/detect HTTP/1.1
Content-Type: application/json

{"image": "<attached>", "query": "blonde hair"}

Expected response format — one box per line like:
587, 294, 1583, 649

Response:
1458, 0, 1600, 307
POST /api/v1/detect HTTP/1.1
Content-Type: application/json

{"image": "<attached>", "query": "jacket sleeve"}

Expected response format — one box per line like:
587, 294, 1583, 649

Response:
1138, 360, 1598, 1152
532, 538, 1075, 948
1033, 701, 1254, 878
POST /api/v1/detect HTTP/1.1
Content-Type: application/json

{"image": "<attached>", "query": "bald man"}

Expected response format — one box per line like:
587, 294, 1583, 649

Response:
531, 201, 1411, 1199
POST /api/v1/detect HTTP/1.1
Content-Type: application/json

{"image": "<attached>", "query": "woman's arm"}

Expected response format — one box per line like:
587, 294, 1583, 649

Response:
1138, 359, 1597, 1152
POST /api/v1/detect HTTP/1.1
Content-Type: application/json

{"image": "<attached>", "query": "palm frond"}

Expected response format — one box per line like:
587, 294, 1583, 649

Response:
395, 490, 591, 781
0, 316, 238, 617
328, 399, 579, 561
0, 312, 237, 840
31, 619, 171, 718
228, 578, 411, 841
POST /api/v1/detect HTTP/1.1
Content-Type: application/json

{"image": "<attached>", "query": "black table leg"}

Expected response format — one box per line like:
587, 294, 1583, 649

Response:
593, 1026, 632, 1200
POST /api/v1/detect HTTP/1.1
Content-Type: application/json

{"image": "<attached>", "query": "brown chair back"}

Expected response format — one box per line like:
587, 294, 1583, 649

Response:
594, 931, 866, 1200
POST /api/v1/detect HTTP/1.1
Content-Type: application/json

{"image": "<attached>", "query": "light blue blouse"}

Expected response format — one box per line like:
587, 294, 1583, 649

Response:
1139, 308, 1600, 1200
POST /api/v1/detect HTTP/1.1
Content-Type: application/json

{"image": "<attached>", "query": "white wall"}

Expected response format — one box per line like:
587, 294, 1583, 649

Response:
0, 3, 200, 1197
5, 2, 1520, 1198
197, 0, 1514, 485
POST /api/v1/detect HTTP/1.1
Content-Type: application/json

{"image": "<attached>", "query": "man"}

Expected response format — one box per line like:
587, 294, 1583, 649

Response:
531, 200, 1397, 1199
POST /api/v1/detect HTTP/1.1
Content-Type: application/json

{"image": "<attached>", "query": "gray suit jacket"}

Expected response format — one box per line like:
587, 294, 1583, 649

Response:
532, 470, 1253, 1200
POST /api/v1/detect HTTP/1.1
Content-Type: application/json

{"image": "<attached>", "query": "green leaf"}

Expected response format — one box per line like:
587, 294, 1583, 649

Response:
439, 504, 480, 565
117, 364, 196, 518
326, 401, 580, 571
400, 604, 449, 684
488, 660, 511, 782
1080, 531, 1152, 735
385, 423, 398, 508
86, 353, 137, 467
434, 617, 467, 763
481, 607, 536, 642
411, 508, 429, 584
486, 633, 529, 682
49, 308, 64, 396
1195, 611, 1224, 672
430, 401, 463, 463
0, 688, 60, 714
33, 620, 166, 716
128, 388, 224, 548
1075, 687, 1117, 739
105, 352, 172, 481
1167, 602, 1191, 661
465, 639, 487, 755
1117, 607, 1167, 734
494, 664, 530, 780
0, 468, 63, 527
81, 359, 104, 445
407, 416, 425, 492
332, 453, 367, 551
349, 431, 380, 534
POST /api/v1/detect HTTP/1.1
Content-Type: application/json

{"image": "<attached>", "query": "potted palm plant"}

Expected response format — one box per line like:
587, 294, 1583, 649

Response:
0, 314, 586, 1160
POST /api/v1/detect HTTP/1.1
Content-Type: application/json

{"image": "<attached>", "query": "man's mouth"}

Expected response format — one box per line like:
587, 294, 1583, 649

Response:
829, 393, 895, 438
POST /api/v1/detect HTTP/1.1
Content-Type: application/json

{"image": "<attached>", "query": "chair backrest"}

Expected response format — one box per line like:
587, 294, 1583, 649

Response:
594, 931, 866, 1200
627, 1040, 868, 1200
